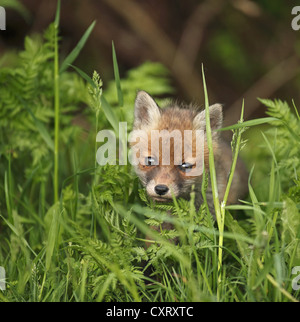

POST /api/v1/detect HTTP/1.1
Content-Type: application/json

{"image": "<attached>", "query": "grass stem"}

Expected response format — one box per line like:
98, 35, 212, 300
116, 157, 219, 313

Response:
201, 65, 223, 299
53, 5, 60, 204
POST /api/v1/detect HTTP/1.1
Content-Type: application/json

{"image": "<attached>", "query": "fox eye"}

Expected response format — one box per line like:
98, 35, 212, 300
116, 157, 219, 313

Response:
145, 156, 157, 166
178, 162, 194, 173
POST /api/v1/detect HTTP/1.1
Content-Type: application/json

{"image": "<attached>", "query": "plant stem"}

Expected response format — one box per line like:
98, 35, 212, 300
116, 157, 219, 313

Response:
54, 14, 60, 204
201, 65, 223, 299
222, 101, 245, 206
94, 109, 99, 179
220, 100, 245, 298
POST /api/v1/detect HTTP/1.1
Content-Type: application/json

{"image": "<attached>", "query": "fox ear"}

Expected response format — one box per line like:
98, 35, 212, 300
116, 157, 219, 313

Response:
134, 91, 161, 129
193, 104, 223, 131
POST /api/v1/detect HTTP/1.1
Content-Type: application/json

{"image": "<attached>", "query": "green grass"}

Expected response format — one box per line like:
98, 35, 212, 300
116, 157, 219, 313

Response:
0, 4, 300, 302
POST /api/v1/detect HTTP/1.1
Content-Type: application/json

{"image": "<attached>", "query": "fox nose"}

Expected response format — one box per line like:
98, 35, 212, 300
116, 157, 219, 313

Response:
154, 185, 169, 196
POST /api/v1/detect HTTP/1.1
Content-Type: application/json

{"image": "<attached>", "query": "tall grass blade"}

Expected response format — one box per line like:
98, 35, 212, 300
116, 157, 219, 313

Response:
112, 41, 123, 107
100, 96, 119, 134
60, 21, 96, 74
54, 0, 61, 27
292, 99, 300, 121
4, 171, 12, 222
70, 64, 95, 88
201, 64, 221, 220
53, 3, 60, 204
201, 64, 223, 299
45, 204, 60, 272
218, 117, 278, 131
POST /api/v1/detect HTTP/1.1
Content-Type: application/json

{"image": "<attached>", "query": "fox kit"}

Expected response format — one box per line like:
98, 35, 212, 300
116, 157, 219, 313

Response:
131, 91, 248, 215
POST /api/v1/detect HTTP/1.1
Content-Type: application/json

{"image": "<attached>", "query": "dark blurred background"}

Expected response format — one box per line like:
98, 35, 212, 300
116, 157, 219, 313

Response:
1, 0, 300, 125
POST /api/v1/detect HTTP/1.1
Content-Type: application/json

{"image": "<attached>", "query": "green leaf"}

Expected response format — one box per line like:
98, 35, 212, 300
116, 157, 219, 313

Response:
218, 117, 279, 132
101, 96, 120, 134
70, 64, 95, 88
26, 107, 54, 152
258, 98, 300, 142
252, 259, 273, 290
45, 203, 61, 271
201, 64, 221, 225
54, 0, 61, 28
281, 197, 300, 266
112, 41, 124, 107
282, 198, 300, 241
225, 212, 251, 265
60, 21, 96, 74
292, 99, 300, 121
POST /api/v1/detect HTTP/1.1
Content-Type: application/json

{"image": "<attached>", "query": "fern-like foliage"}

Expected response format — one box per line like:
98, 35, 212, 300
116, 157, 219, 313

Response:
0, 24, 89, 185
259, 98, 300, 188
63, 219, 144, 301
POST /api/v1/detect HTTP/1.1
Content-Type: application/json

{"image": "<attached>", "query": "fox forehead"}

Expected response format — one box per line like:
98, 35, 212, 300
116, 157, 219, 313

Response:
143, 106, 202, 161
158, 106, 197, 131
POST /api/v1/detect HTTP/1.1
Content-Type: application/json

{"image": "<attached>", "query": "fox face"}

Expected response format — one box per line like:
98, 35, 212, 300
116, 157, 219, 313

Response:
131, 91, 223, 204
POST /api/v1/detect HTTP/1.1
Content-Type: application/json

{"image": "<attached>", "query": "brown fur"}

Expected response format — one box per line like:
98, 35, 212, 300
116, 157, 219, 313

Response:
131, 91, 248, 215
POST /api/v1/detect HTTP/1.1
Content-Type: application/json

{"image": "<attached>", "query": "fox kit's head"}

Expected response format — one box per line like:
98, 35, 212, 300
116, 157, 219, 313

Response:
131, 91, 223, 203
